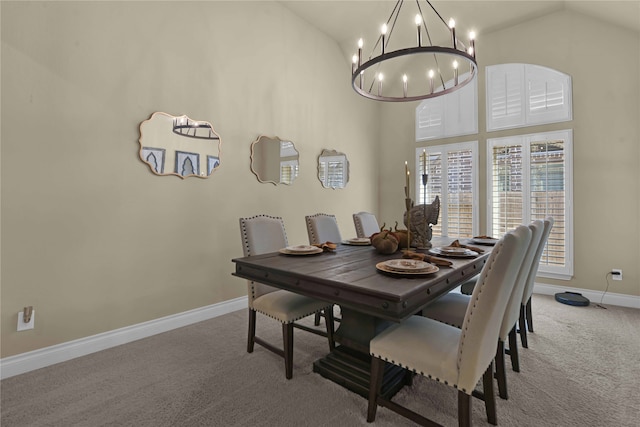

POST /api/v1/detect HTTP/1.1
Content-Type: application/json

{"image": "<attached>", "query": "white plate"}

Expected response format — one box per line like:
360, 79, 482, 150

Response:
383, 259, 433, 272
343, 238, 371, 245
279, 247, 323, 255
470, 238, 498, 245
376, 262, 439, 276
428, 247, 478, 258
284, 245, 319, 253
439, 246, 471, 255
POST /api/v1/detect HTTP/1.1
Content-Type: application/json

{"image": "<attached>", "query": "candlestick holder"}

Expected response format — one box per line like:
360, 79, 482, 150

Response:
405, 197, 412, 251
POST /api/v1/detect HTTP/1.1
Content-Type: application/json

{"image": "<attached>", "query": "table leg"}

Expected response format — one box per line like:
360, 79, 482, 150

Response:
313, 307, 409, 399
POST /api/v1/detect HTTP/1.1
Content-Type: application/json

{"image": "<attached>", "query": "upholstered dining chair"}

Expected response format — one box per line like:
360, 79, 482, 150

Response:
305, 213, 342, 244
305, 213, 342, 326
239, 214, 335, 380
367, 225, 531, 427
421, 220, 544, 401
518, 217, 554, 348
352, 211, 380, 238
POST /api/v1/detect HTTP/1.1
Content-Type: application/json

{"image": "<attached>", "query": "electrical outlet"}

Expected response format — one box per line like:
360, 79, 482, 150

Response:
17, 310, 35, 331
612, 269, 623, 281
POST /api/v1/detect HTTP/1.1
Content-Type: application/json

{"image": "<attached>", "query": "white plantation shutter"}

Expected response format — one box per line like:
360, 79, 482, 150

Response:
416, 72, 478, 141
526, 65, 572, 125
416, 96, 444, 140
417, 142, 478, 238
486, 64, 525, 131
486, 64, 572, 131
487, 130, 573, 279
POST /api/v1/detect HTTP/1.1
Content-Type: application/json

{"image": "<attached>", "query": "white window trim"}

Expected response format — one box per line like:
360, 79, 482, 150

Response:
416, 141, 479, 237
486, 130, 574, 280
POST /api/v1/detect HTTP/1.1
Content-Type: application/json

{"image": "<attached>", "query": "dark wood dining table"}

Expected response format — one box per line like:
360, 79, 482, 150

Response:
232, 236, 491, 398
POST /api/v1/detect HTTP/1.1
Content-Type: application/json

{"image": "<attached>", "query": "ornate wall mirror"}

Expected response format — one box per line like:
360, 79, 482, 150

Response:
138, 112, 221, 179
317, 149, 349, 189
250, 135, 299, 185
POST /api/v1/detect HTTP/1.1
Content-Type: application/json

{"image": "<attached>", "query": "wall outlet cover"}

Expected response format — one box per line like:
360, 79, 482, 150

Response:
17, 310, 35, 331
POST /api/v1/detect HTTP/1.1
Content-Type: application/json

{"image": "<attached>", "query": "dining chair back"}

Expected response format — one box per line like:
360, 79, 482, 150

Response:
305, 213, 342, 244
240, 214, 287, 300
422, 221, 543, 400
352, 211, 380, 238
239, 214, 334, 379
493, 220, 544, 398
519, 216, 554, 347
367, 225, 532, 427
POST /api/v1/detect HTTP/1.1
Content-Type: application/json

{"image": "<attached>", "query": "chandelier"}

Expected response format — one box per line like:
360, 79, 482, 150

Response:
351, 0, 477, 102
172, 116, 219, 140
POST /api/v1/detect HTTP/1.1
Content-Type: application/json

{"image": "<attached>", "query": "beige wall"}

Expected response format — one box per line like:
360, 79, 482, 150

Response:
0, 1, 380, 357
2, 2, 639, 360
378, 10, 640, 296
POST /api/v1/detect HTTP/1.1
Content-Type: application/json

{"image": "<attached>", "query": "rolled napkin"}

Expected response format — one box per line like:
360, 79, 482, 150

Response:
312, 241, 338, 252
402, 250, 453, 267
449, 239, 484, 254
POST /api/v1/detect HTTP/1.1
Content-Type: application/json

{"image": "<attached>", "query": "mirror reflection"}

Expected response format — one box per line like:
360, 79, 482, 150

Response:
138, 112, 221, 179
250, 135, 299, 185
318, 149, 349, 189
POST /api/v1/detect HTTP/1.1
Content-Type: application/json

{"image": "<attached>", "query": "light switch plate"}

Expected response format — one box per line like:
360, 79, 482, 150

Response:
17, 310, 35, 331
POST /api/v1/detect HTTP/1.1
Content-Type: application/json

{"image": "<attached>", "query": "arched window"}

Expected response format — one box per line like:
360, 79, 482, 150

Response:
486, 63, 572, 131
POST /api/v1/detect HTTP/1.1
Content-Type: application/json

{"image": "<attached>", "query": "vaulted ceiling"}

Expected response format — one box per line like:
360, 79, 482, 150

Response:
280, 1, 640, 59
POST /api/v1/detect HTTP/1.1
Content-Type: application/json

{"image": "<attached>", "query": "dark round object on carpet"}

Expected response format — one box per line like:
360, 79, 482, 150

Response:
554, 291, 590, 306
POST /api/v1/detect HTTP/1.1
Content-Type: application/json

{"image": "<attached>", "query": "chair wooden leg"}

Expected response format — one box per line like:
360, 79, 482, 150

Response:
283, 323, 294, 380
458, 390, 472, 427
314, 312, 321, 326
324, 308, 335, 351
525, 298, 534, 332
508, 326, 520, 372
367, 357, 385, 422
519, 305, 529, 348
483, 362, 497, 425
247, 309, 256, 353
495, 340, 508, 400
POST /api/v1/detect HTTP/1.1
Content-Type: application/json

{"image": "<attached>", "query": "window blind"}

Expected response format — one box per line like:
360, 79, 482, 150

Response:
488, 130, 573, 279
418, 142, 478, 238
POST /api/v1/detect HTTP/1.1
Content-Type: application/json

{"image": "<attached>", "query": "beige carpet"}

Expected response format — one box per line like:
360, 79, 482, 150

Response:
1, 294, 639, 426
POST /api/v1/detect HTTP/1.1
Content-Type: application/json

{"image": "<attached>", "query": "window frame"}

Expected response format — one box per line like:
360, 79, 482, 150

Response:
416, 141, 479, 239
486, 129, 574, 280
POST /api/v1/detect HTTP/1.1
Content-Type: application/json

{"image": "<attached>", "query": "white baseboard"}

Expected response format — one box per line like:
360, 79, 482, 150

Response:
0, 297, 246, 380
533, 283, 640, 309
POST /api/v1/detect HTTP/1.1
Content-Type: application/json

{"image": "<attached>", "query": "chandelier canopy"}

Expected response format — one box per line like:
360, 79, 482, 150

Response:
351, 0, 477, 102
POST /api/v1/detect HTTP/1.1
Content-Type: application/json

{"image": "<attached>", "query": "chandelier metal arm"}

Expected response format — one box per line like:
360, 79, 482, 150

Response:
351, 0, 477, 102
352, 46, 477, 102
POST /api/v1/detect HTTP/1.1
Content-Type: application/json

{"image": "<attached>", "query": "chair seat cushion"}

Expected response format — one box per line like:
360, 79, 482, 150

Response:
252, 290, 331, 324
422, 293, 470, 328
370, 316, 462, 389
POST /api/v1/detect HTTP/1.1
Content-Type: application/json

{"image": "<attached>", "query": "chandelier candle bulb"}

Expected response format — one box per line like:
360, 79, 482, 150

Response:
352, 55, 358, 73
469, 31, 476, 57
449, 18, 456, 49
428, 69, 434, 94
378, 73, 384, 96
453, 60, 459, 86
381, 23, 387, 54
415, 14, 422, 46
358, 38, 363, 66
403, 74, 408, 97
